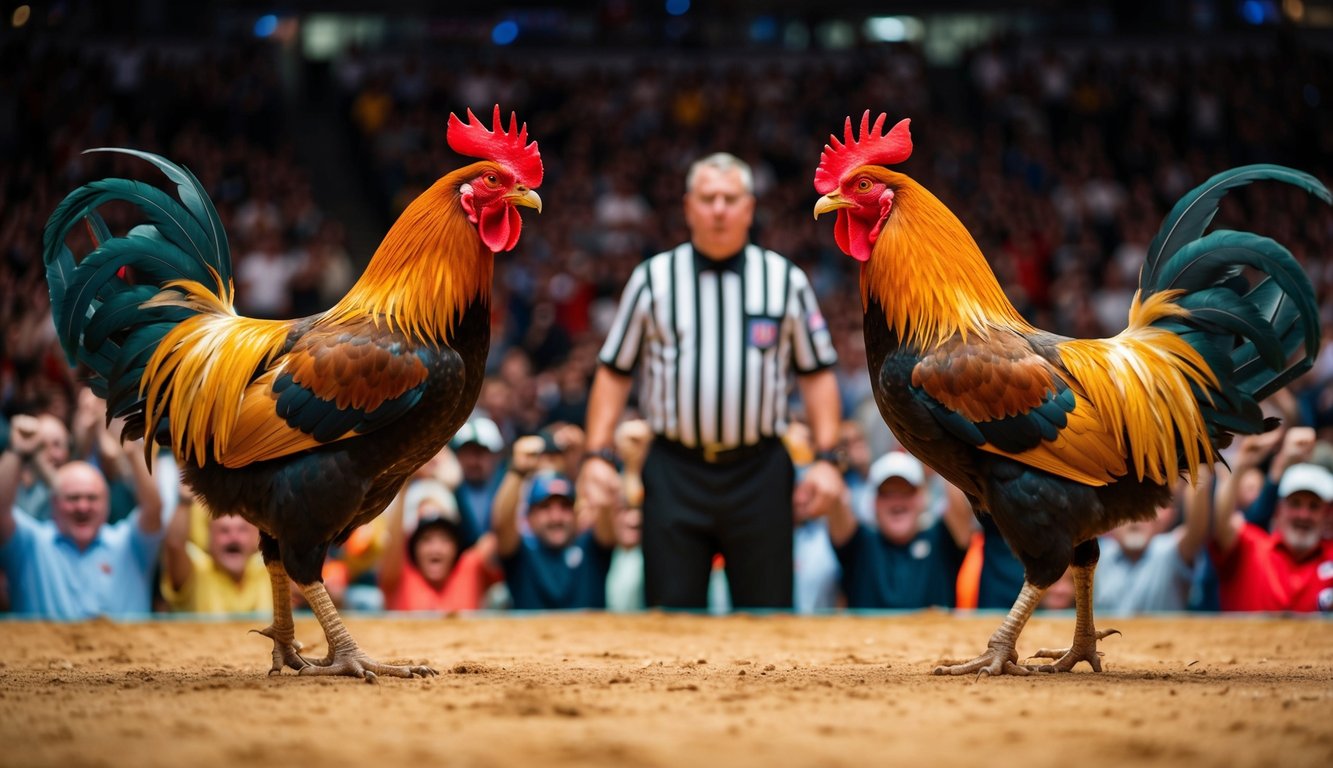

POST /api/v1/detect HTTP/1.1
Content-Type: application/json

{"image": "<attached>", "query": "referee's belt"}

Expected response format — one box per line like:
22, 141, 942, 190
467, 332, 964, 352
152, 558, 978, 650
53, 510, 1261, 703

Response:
655, 438, 776, 465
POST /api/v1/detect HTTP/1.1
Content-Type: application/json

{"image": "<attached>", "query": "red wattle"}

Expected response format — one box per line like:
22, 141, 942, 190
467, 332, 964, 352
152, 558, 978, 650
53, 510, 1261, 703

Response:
836, 210, 872, 262
479, 204, 523, 252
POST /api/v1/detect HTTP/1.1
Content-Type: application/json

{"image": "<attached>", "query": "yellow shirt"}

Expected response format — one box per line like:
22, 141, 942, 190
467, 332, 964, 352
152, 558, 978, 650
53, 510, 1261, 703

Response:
160, 542, 273, 614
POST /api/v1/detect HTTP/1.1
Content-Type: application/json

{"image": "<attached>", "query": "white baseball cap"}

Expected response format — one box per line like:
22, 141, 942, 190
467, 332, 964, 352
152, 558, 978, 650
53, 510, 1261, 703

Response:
1277, 463, 1333, 503
450, 417, 504, 453
868, 451, 925, 489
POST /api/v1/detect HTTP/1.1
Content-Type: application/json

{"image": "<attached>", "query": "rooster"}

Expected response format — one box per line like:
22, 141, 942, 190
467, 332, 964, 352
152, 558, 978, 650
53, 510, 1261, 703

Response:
43, 106, 542, 680
813, 112, 1326, 676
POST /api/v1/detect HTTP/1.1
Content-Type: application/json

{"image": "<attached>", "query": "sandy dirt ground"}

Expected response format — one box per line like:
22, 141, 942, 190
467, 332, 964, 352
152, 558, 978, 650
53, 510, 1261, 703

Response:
1, 611, 1330, 768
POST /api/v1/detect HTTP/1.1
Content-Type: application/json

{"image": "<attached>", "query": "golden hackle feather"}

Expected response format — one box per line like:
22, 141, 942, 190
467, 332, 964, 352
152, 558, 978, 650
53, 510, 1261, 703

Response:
863, 171, 1034, 348
867, 171, 1221, 487
322, 164, 493, 345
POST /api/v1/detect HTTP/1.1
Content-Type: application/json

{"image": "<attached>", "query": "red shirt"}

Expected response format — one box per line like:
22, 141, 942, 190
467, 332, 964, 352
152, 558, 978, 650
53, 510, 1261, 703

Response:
1213, 525, 1333, 613
383, 548, 501, 612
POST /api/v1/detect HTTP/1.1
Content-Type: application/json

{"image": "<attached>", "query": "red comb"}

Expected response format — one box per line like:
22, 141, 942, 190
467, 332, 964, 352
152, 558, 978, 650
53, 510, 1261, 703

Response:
447, 105, 543, 188
813, 112, 912, 194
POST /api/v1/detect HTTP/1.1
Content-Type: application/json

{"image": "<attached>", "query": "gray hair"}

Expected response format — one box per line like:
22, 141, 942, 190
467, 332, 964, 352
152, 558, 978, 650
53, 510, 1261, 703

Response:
685, 152, 754, 196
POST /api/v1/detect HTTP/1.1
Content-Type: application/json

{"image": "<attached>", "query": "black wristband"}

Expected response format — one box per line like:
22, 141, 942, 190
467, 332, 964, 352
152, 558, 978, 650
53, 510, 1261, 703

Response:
813, 448, 846, 472
582, 448, 619, 467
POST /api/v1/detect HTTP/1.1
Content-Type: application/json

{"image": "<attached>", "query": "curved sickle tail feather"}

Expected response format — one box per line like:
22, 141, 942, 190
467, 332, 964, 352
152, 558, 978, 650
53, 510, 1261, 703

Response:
42, 149, 234, 443
1136, 163, 1328, 445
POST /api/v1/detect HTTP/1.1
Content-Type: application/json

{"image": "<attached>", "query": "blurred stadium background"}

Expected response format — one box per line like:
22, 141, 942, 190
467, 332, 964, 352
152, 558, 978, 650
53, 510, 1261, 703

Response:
3, 0, 1331, 444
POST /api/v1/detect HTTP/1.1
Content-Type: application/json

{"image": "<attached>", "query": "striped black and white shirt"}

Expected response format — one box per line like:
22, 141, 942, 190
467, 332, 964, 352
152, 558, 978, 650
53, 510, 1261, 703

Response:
598, 243, 838, 451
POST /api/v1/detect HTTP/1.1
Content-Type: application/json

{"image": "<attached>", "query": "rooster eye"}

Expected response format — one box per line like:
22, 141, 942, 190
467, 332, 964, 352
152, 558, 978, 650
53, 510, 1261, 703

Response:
856, 179, 873, 192
486, 174, 498, 185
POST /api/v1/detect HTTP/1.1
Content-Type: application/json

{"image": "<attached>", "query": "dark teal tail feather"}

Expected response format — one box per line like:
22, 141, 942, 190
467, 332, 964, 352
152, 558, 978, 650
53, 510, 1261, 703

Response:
1138, 164, 1326, 445
42, 148, 231, 424
1142, 163, 1331, 289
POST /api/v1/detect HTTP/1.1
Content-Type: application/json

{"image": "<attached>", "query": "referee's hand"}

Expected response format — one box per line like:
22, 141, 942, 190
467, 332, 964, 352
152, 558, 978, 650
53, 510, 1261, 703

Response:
794, 460, 846, 522
577, 451, 622, 517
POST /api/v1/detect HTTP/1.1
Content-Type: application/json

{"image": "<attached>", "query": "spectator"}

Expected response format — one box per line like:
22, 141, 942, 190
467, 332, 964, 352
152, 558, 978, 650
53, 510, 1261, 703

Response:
0, 414, 164, 618
827, 452, 973, 609
11, 412, 69, 521
1092, 479, 1210, 616
450, 416, 507, 548
1193, 426, 1320, 610
1211, 462, 1333, 612
495, 437, 615, 610
578, 152, 845, 610
160, 483, 271, 614
378, 478, 501, 612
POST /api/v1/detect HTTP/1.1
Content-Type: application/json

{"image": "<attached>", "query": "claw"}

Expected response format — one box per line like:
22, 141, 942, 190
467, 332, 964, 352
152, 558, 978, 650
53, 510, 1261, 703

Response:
251, 625, 312, 673
935, 644, 1025, 677
297, 651, 437, 680
1024, 628, 1118, 672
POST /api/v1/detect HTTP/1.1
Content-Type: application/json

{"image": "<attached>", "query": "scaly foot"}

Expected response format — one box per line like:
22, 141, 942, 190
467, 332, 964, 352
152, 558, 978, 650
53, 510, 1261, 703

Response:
1027, 628, 1121, 672
934, 642, 1032, 677
297, 650, 438, 683
251, 625, 311, 674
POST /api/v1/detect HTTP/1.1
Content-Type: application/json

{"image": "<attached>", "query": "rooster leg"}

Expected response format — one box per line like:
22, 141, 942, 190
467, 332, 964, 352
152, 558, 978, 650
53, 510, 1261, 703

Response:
250, 560, 311, 674
933, 581, 1045, 677
1026, 563, 1120, 672
294, 581, 437, 682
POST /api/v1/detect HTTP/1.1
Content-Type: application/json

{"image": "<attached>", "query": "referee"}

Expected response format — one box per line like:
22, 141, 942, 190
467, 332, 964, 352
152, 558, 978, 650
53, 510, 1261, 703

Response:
577, 152, 846, 609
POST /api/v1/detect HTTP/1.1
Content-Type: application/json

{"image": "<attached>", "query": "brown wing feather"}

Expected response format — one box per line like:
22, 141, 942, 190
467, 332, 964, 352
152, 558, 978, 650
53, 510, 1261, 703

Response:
284, 318, 430, 412
912, 333, 1055, 422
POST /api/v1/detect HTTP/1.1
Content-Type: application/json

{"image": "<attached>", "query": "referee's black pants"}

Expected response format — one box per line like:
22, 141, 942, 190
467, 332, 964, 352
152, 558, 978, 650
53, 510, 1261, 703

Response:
641, 437, 794, 609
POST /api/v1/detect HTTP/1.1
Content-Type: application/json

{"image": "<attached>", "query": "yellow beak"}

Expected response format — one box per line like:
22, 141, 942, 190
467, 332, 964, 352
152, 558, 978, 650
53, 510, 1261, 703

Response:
813, 192, 853, 220
508, 187, 543, 213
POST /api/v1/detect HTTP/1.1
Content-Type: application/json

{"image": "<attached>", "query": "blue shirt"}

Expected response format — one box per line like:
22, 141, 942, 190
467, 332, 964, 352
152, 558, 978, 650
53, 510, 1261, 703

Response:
502, 529, 612, 610
836, 520, 966, 609
1, 507, 163, 619
1093, 534, 1195, 616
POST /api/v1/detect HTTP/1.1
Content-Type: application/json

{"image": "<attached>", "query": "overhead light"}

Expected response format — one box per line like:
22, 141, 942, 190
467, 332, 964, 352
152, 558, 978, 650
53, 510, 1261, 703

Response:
864, 16, 924, 43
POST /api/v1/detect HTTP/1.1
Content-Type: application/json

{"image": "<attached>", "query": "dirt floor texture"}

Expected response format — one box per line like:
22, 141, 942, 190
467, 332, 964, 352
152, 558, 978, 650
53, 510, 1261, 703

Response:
0, 612, 1330, 768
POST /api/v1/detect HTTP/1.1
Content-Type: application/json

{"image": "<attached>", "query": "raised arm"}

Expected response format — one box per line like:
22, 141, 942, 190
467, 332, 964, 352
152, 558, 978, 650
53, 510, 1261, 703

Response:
493, 435, 544, 557
161, 482, 196, 592
376, 486, 409, 596
1176, 470, 1213, 566
1212, 432, 1279, 554
940, 481, 976, 551
124, 433, 163, 535
825, 483, 859, 548
1, 415, 43, 545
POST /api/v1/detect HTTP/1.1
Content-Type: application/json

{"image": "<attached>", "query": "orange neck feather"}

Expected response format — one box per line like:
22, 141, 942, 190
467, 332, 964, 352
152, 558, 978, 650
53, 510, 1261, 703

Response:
325, 166, 493, 342
862, 173, 1033, 347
